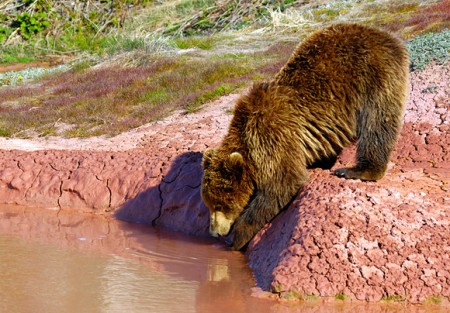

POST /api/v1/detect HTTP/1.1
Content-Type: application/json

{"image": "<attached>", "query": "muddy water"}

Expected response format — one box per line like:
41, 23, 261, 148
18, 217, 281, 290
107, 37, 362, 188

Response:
0, 205, 445, 313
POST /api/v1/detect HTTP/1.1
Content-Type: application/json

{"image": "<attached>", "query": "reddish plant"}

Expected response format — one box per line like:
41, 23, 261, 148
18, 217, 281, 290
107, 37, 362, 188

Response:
385, 0, 450, 36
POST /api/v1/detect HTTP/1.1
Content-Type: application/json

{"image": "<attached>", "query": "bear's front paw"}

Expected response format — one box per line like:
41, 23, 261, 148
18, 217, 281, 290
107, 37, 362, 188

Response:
231, 219, 255, 251
231, 235, 248, 251
333, 167, 385, 181
333, 168, 351, 178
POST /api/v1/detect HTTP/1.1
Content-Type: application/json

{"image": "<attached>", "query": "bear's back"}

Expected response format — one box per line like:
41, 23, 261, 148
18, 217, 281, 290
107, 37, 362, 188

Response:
226, 23, 409, 170
274, 23, 409, 106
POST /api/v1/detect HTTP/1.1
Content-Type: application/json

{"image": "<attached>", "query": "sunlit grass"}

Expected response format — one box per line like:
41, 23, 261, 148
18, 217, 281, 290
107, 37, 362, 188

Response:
171, 36, 217, 50
185, 83, 241, 113
267, 0, 448, 38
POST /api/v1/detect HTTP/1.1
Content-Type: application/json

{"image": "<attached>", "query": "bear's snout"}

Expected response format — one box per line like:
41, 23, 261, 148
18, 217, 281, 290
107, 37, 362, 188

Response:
210, 211, 233, 237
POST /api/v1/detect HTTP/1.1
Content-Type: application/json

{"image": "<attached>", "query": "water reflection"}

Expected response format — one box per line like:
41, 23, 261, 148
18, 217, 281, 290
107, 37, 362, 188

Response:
0, 205, 259, 313
0, 235, 198, 313
0, 205, 447, 313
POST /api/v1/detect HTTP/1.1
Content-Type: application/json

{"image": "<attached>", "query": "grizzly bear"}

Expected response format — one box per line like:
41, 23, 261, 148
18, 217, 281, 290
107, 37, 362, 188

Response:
201, 23, 409, 250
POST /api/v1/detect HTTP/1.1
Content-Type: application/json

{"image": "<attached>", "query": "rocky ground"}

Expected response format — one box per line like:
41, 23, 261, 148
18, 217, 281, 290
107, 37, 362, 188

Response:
0, 62, 449, 305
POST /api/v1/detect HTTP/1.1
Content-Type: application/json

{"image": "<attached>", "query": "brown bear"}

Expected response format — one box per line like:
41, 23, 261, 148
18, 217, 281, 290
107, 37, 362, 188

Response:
201, 23, 409, 250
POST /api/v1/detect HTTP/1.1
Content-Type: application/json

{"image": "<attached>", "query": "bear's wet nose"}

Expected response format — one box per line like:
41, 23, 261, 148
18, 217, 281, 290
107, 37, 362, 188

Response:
209, 227, 219, 238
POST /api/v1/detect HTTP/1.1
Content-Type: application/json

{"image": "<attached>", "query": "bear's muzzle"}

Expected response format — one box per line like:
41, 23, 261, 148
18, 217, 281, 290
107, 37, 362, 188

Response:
210, 211, 233, 237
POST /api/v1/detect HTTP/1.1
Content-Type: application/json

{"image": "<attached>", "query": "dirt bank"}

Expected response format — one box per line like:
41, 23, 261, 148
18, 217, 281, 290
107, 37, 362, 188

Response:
0, 62, 449, 305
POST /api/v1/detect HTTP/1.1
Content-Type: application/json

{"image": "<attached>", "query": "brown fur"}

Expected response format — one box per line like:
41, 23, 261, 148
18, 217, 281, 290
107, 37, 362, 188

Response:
201, 23, 409, 250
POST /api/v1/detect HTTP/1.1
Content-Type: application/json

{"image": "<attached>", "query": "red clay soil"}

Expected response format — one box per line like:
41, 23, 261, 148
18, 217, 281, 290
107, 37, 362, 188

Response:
0, 57, 69, 74
0, 62, 449, 305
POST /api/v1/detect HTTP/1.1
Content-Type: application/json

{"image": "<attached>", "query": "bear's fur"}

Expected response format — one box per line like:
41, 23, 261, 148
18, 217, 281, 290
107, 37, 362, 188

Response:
201, 23, 409, 250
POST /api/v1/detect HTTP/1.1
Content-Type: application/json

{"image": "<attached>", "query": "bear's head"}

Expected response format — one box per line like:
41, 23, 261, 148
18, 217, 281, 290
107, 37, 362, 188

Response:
201, 148, 254, 238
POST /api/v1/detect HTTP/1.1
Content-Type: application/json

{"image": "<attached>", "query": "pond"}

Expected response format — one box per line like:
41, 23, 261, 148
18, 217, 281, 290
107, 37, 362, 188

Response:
0, 205, 445, 313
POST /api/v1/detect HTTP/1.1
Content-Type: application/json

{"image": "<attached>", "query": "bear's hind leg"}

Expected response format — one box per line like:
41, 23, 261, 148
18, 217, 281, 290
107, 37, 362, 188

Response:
334, 92, 405, 181
333, 129, 392, 181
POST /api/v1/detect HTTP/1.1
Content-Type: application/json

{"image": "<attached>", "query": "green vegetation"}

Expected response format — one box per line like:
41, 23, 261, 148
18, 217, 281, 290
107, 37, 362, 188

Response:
383, 0, 450, 37
268, 0, 449, 38
162, 0, 296, 36
0, 0, 448, 138
407, 29, 450, 71
303, 294, 319, 301
1, 0, 154, 58
277, 290, 319, 301
381, 294, 405, 302
186, 83, 240, 113
272, 284, 283, 293
281, 291, 302, 300
334, 293, 348, 301
423, 295, 443, 305
2, 0, 448, 63
172, 36, 217, 50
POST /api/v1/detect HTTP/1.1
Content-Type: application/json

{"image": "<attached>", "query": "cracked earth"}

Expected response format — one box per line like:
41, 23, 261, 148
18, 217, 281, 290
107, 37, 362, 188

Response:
0, 62, 449, 304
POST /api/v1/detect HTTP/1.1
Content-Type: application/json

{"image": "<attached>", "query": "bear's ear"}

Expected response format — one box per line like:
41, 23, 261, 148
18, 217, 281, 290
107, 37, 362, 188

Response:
202, 148, 216, 169
227, 152, 244, 180
229, 152, 244, 167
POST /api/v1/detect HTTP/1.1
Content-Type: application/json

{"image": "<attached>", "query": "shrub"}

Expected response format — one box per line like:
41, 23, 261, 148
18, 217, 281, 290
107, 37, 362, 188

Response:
14, 11, 50, 39
408, 29, 450, 71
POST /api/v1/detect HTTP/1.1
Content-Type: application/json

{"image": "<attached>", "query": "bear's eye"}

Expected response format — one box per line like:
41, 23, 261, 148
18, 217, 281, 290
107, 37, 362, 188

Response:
223, 186, 233, 193
215, 204, 223, 212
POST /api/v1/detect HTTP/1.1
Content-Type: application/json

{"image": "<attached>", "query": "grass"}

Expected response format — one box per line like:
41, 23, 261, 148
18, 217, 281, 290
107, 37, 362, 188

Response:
0, 43, 288, 138
335, 293, 348, 301
267, 0, 449, 38
384, 0, 450, 37
0, 43, 37, 65
171, 36, 217, 50
381, 294, 406, 302
186, 83, 240, 113
423, 295, 443, 305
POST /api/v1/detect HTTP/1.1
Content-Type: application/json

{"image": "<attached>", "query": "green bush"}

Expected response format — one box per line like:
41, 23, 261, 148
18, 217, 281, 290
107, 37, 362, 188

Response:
14, 12, 49, 39
0, 25, 12, 42
1, 0, 51, 41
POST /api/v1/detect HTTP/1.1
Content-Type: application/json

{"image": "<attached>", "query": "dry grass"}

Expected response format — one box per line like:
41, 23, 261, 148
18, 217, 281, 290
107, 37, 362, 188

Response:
266, 0, 448, 38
